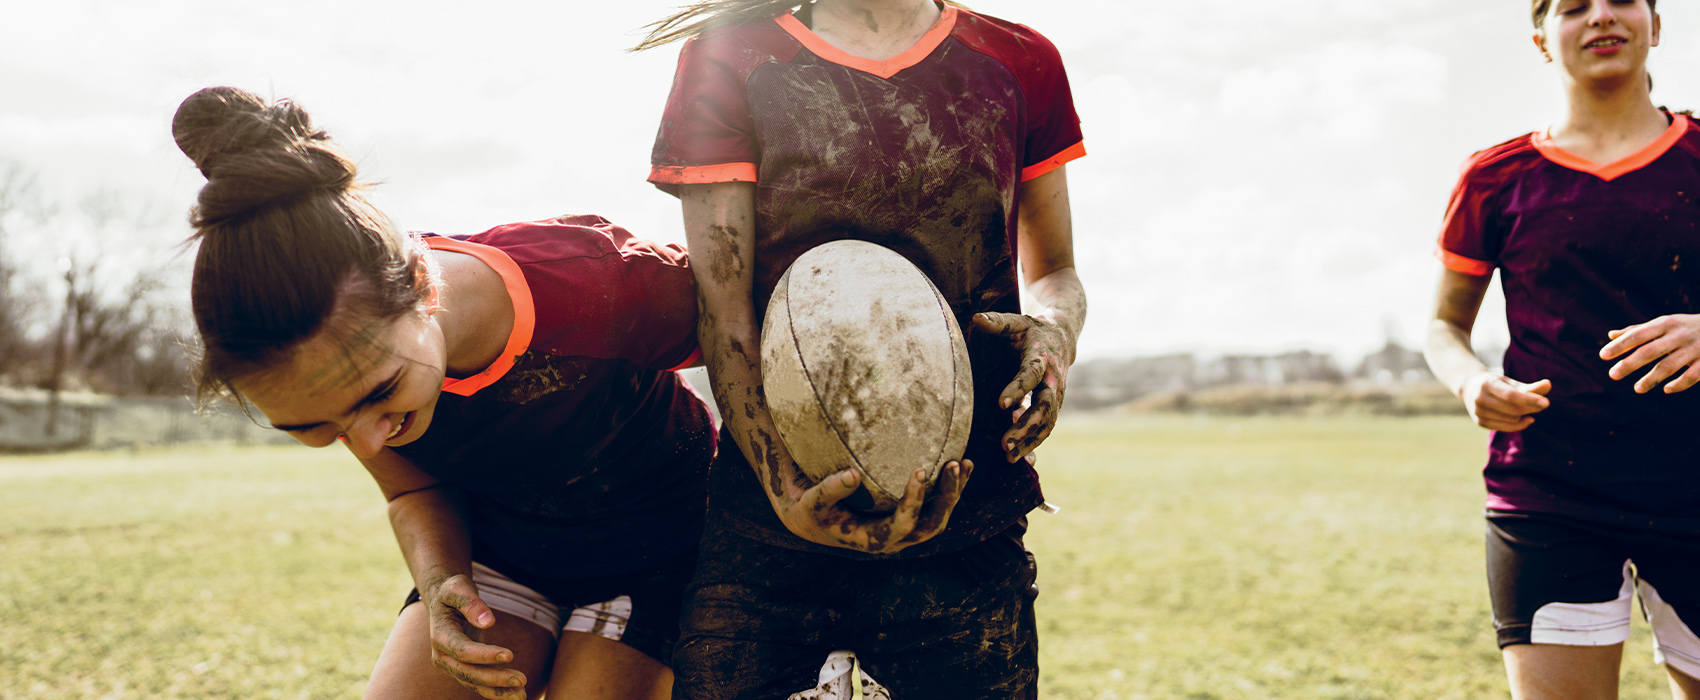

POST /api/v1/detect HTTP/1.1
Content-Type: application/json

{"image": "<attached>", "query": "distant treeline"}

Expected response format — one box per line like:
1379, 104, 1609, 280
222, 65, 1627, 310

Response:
0, 160, 194, 443
1069, 340, 1503, 413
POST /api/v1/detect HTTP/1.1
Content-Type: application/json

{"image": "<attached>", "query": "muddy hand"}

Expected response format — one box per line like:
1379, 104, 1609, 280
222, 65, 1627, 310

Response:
424, 573, 527, 700
784, 459, 973, 554
973, 312, 1070, 462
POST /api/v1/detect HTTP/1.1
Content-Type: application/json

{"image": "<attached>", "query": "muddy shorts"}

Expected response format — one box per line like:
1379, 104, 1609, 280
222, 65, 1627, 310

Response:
1486, 510, 1700, 677
671, 518, 1038, 700
402, 555, 694, 666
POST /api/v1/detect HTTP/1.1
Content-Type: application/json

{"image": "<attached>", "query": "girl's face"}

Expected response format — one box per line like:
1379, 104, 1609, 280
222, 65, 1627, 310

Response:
1536, 0, 1660, 85
237, 309, 448, 459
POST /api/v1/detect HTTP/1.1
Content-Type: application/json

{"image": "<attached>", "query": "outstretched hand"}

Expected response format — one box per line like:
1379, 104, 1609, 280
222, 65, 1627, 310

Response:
1600, 314, 1700, 394
774, 460, 973, 554
974, 312, 1073, 462
421, 573, 527, 700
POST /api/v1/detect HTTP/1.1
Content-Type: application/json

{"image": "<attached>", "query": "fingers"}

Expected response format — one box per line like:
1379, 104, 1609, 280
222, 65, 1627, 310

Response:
1481, 376, 1551, 414
885, 467, 932, 537
1664, 364, 1700, 394
799, 466, 863, 515
1638, 347, 1700, 394
907, 460, 971, 542
972, 312, 1030, 338
1600, 322, 1654, 360
431, 651, 528, 699
999, 351, 1047, 410
1003, 383, 1060, 462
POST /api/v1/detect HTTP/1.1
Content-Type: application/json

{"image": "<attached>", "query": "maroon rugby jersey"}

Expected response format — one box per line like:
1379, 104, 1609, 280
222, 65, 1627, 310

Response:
649, 3, 1084, 557
391, 215, 716, 585
1438, 113, 1700, 531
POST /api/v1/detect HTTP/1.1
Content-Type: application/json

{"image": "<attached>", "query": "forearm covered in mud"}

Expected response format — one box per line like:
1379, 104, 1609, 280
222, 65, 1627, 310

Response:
679, 182, 811, 513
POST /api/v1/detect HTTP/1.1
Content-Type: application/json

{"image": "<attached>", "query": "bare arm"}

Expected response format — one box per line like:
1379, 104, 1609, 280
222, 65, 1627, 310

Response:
1423, 268, 1550, 432
972, 165, 1087, 462
360, 449, 526, 699
679, 181, 970, 554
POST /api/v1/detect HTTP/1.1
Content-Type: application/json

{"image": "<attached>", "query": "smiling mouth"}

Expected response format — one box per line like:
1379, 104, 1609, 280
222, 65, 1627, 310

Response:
386, 411, 416, 442
1585, 37, 1626, 49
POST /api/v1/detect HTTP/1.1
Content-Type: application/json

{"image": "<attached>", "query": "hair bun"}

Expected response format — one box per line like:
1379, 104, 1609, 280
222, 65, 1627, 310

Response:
173, 87, 357, 226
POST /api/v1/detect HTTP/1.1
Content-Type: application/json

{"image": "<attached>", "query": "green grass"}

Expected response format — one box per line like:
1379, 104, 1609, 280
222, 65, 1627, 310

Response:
1028, 416, 1672, 700
0, 417, 1679, 698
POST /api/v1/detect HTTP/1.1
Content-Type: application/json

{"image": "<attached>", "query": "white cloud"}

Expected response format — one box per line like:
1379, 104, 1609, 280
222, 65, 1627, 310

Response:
1218, 42, 1448, 144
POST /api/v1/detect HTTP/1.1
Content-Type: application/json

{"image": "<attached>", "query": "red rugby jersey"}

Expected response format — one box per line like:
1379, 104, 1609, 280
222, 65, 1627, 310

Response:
649, 4, 1084, 558
1437, 113, 1700, 531
392, 215, 716, 584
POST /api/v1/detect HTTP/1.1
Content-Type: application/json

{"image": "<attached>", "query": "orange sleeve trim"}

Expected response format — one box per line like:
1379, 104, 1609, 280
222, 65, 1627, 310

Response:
665, 347, 703, 372
1436, 247, 1494, 277
1531, 113, 1689, 182
649, 162, 759, 186
424, 237, 536, 397
1021, 141, 1086, 182
775, 6, 957, 80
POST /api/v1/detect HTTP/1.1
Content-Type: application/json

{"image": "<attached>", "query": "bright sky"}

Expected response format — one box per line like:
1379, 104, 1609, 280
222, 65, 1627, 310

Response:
3, 0, 1697, 361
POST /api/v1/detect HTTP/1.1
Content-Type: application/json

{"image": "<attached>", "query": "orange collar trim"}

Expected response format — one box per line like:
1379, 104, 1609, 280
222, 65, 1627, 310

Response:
1531, 113, 1690, 182
776, 5, 957, 80
423, 236, 536, 397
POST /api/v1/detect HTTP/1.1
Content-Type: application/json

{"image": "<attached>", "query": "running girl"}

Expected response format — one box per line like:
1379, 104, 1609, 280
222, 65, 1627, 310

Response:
174, 87, 713, 700
1424, 1, 1700, 697
639, 0, 1087, 696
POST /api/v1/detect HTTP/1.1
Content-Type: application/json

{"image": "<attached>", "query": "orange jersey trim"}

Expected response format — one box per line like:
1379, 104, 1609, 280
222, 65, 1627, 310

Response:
775, 6, 958, 80
649, 162, 759, 186
1021, 141, 1086, 182
1531, 113, 1690, 182
1436, 247, 1494, 277
424, 237, 537, 397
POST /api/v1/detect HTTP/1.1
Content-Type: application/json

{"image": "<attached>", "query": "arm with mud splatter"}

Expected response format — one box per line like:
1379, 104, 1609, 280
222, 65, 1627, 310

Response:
680, 181, 973, 554
973, 165, 1087, 463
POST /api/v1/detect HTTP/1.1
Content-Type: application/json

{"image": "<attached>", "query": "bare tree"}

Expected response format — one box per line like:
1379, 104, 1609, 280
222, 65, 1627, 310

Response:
0, 162, 49, 377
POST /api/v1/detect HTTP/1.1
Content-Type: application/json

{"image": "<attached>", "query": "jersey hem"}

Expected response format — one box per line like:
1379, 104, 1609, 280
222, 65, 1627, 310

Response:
649, 162, 759, 186
1021, 141, 1085, 182
1436, 247, 1494, 276
424, 237, 537, 397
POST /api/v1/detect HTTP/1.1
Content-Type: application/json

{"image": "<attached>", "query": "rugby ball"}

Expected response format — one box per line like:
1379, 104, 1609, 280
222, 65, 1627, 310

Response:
761, 240, 973, 512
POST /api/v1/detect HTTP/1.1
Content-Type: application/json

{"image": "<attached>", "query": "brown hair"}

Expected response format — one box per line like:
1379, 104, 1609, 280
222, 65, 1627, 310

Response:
634, 0, 967, 51
1532, 0, 1658, 28
174, 87, 433, 407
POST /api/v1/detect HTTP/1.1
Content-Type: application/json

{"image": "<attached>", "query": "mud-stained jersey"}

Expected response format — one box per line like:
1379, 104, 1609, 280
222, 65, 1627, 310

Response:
1437, 112, 1700, 532
392, 215, 717, 584
649, 4, 1084, 558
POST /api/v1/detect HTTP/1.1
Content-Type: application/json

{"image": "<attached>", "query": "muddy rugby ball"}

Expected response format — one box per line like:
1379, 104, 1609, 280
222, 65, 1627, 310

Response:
760, 240, 973, 512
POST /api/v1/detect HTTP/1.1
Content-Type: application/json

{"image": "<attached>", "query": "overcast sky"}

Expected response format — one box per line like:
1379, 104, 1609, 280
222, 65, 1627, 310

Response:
3, 0, 1697, 362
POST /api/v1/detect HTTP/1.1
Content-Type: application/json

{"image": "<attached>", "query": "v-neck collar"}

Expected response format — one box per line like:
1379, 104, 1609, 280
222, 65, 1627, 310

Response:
776, 3, 957, 80
1531, 113, 1691, 182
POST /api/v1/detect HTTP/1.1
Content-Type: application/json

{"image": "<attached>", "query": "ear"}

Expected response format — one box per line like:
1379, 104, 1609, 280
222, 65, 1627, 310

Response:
1650, 10, 1660, 48
1532, 32, 1551, 62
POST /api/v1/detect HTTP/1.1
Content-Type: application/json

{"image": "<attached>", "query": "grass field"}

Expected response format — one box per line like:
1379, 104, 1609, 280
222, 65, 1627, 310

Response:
0, 416, 1678, 699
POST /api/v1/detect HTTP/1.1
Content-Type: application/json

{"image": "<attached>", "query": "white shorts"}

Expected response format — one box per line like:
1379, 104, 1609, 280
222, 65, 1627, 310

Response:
465, 561, 634, 643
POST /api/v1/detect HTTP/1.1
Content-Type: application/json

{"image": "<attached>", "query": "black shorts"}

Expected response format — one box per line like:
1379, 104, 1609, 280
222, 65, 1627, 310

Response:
401, 554, 695, 666
671, 518, 1039, 700
1486, 510, 1700, 674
